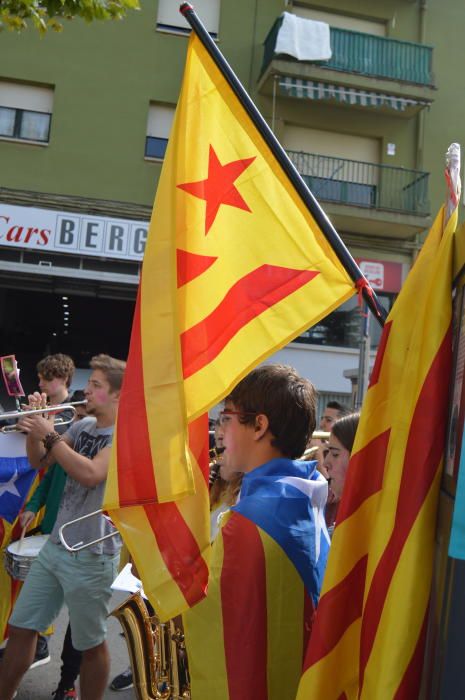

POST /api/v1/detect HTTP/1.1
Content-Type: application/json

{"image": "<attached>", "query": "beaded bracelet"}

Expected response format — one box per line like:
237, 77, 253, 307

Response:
42, 431, 63, 452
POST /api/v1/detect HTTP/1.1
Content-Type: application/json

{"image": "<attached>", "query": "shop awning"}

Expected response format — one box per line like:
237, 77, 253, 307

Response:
278, 77, 431, 112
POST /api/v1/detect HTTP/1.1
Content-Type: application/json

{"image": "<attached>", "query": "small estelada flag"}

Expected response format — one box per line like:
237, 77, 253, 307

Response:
104, 29, 356, 620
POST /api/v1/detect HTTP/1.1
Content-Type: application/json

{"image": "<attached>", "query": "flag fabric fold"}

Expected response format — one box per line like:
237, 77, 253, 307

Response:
184, 458, 329, 700
105, 29, 356, 620
297, 205, 461, 699
0, 432, 43, 643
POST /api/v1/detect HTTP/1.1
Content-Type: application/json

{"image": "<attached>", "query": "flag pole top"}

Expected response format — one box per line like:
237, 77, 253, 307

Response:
445, 142, 461, 226
180, 2, 193, 17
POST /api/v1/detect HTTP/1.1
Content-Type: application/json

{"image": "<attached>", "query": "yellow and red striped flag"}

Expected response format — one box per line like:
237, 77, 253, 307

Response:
297, 204, 461, 700
104, 29, 357, 620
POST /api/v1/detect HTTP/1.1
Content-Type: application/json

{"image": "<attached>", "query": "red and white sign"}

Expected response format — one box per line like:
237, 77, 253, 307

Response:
0, 203, 148, 262
359, 261, 384, 290
356, 258, 403, 293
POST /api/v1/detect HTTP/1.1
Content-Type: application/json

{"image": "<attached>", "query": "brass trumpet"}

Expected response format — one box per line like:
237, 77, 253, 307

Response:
0, 400, 87, 433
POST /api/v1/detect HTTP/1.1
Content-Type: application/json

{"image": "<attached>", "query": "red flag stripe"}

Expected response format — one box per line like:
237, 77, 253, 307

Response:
337, 430, 390, 526
116, 290, 158, 505
177, 248, 218, 288
143, 501, 209, 607
116, 293, 209, 608
304, 555, 368, 669
221, 513, 268, 700
369, 321, 392, 388
358, 326, 452, 691
393, 609, 429, 699
181, 264, 319, 379
188, 414, 210, 488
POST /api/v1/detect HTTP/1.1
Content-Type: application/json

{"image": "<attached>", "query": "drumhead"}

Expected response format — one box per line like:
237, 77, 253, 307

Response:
7, 534, 49, 556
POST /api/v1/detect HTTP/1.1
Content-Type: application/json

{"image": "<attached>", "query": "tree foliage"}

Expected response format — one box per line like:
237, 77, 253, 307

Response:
0, 0, 140, 33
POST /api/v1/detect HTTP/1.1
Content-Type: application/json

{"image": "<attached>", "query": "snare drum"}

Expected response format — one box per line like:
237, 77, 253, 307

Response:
4, 534, 49, 581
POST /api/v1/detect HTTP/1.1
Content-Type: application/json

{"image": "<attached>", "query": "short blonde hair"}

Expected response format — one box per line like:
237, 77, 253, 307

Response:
89, 354, 126, 393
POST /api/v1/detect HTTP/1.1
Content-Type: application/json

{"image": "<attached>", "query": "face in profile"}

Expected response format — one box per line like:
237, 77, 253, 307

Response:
319, 407, 340, 432
217, 401, 256, 475
84, 370, 115, 415
214, 421, 224, 449
38, 373, 67, 400
323, 434, 350, 501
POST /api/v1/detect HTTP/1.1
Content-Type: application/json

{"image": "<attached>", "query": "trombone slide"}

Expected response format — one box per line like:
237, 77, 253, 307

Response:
58, 508, 119, 552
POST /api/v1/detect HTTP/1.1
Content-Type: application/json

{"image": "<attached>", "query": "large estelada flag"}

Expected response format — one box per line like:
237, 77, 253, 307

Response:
0, 432, 42, 642
104, 23, 360, 619
297, 204, 460, 699
184, 460, 330, 700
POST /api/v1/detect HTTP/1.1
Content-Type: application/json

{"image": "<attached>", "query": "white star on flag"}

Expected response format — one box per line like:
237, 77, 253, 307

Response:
277, 474, 331, 561
0, 470, 21, 499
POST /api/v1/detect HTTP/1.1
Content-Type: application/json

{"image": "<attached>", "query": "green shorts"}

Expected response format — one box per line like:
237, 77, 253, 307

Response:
9, 540, 119, 651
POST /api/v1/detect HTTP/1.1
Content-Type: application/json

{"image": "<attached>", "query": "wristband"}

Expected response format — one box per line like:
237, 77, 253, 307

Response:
42, 431, 63, 451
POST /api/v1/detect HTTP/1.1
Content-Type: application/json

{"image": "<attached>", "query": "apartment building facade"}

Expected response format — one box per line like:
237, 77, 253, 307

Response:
0, 0, 461, 408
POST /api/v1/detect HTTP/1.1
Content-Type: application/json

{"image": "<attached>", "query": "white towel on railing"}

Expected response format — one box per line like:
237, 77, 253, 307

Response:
275, 12, 332, 61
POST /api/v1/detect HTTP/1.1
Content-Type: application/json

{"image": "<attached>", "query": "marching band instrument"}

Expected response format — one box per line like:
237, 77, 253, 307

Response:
208, 445, 225, 490
59, 430, 331, 552
111, 591, 190, 700
311, 430, 330, 441
0, 400, 87, 433
4, 534, 49, 580
58, 508, 116, 552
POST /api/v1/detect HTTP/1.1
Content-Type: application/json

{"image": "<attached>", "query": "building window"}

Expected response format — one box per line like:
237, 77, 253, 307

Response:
145, 103, 175, 160
0, 81, 53, 144
295, 292, 395, 350
156, 0, 220, 37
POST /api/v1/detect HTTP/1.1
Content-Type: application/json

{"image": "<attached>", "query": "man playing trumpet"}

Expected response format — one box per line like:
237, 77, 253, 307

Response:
0, 354, 125, 700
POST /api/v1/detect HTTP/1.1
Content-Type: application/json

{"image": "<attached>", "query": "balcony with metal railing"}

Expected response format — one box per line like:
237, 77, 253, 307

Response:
263, 19, 434, 86
287, 150, 430, 235
258, 18, 435, 115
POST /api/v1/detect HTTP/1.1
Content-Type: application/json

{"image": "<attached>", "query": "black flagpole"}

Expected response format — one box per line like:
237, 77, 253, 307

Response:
179, 2, 387, 327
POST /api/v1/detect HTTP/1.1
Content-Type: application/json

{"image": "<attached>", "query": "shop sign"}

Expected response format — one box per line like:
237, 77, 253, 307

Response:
356, 258, 403, 293
0, 203, 148, 262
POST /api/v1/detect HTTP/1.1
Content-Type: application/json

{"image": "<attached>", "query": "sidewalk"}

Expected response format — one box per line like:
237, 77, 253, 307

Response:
14, 591, 135, 699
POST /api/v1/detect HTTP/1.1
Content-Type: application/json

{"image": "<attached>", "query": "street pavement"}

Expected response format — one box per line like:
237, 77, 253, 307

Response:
14, 591, 135, 699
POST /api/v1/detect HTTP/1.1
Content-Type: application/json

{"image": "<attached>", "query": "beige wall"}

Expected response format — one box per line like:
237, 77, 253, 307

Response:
282, 125, 380, 162
282, 125, 380, 184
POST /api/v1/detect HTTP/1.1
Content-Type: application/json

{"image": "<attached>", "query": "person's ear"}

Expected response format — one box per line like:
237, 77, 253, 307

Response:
253, 413, 269, 441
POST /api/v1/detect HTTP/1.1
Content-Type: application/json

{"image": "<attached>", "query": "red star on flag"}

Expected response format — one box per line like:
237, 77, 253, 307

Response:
177, 145, 255, 235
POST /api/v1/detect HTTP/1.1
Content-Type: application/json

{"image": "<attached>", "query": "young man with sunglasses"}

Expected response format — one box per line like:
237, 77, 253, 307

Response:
183, 363, 330, 700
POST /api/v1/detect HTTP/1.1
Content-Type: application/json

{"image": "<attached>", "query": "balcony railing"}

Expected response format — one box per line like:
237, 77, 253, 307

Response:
287, 151, 430, 215
262, 19, 434, 87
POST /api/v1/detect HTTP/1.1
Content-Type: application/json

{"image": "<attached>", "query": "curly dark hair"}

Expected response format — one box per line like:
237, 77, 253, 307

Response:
36, 354, 75, 388
226, 364, 316, 459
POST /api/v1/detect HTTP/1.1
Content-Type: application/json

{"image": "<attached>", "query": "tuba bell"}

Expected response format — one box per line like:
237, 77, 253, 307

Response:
111, 591, 190, 700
